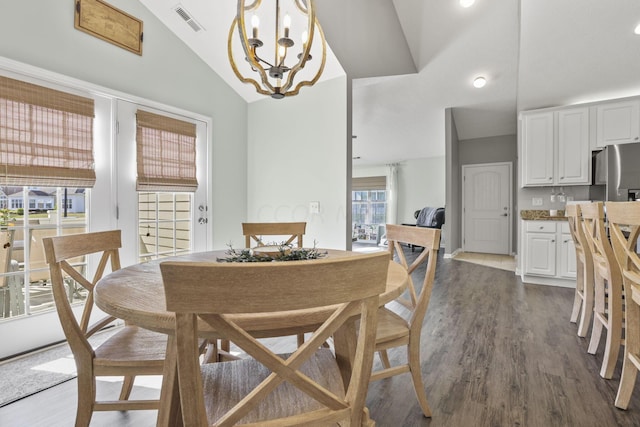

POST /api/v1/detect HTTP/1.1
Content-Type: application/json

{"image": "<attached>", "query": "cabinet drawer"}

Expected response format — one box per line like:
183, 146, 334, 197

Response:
525, 221, 557, 233
560, 222, 570, 234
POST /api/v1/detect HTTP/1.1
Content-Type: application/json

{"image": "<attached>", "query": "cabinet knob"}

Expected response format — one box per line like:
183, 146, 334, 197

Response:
635, 136, 639, 141
551, 240, 555, 243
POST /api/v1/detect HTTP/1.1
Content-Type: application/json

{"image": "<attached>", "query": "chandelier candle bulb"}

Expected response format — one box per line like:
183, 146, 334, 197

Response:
284, 13, 291, 38
251, 15, 259, 38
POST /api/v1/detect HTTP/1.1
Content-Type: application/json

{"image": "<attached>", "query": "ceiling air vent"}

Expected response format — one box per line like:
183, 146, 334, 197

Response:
174, 5, 203, 32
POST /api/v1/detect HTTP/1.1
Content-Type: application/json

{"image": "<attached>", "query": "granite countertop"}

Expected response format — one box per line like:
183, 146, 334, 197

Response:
520, 210, 568, 221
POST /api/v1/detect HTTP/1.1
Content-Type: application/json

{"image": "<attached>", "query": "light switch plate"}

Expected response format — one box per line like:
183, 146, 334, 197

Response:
309, 201, 320, 214
532, 197, 543, 206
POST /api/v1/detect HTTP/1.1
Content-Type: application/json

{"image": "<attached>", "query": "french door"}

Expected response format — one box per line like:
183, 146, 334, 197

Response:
115, 100, 210, 267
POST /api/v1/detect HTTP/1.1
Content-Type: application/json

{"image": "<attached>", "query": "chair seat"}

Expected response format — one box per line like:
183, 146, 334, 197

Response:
201, 348, 345, 425
375, 307, 410, 344
94, 325, 167, 371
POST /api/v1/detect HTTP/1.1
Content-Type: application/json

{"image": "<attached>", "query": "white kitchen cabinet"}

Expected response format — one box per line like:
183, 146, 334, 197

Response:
524, 231, 556, 276
558, 226, 577, 279
557, 107, 590, 185
522, 111, 554, 186
521, 108, 590, 187
596, 100, 640, 147
522, 221, 576, 287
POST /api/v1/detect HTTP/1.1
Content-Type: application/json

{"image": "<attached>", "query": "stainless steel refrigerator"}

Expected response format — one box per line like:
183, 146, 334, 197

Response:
594, 143, 640, 201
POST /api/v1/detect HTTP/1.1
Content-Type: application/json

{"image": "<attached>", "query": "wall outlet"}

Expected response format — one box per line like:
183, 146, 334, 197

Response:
309, 201, 320, 214
532, 197, 543, 206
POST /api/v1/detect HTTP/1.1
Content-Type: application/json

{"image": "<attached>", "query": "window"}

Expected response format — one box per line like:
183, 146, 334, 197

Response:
352, 176, 387, 243
352, 190, 387, 225
0, 75, 93, 321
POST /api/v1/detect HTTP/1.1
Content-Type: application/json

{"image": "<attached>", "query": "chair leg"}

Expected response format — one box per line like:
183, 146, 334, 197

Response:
616, 298, 640, 409
408, 342, 431, 418
588, 275, 605, 353
378, 350, 391, 369
297, 333, 305, 347
75, 374, 95, 427
601, 284, 623, 379
587, 318, 603, 355
570, 261, 584, 323
119, 375, 135, 400
202, 341, 219, 364
577, 264, 594, 338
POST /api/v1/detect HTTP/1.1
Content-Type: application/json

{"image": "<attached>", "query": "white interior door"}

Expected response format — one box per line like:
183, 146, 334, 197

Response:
116, 100, 210, 266
462, 162, 512, 255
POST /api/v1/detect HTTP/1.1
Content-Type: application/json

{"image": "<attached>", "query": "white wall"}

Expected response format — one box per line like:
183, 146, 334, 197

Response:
397, 158, 446, 224
247, 77, 348, 250
0, 0, 248, 250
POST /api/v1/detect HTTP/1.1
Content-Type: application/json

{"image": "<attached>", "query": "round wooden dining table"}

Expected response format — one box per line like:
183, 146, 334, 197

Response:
94, 249, 408, 427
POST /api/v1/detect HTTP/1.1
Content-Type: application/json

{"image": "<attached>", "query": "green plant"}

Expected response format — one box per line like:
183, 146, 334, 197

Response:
217, 242, 327, 263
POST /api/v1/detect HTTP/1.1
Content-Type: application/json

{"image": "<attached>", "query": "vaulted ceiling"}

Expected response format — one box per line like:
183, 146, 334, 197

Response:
140, 0, 640, 166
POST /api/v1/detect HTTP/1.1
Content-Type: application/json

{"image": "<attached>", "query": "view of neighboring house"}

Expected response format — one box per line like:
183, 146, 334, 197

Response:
0, 187, 85, 214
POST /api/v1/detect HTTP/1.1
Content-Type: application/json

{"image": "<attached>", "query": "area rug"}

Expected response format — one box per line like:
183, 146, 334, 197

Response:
0, 328, 118, 407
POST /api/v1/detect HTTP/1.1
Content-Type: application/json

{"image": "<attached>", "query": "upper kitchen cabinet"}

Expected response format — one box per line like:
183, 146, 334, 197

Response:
521, 107, 590, 187
557, 107, 590, 185
596, 100, 640, 148
522, 111, 554, 186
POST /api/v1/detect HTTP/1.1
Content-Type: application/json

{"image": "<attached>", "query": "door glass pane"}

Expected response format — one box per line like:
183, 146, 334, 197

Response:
0, 186, 88, 319
138, 192, 192, 262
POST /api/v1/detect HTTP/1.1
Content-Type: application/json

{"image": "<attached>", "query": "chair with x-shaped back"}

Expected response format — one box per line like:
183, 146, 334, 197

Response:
242, 221, 307, 249
581, 202, 625, 379
43, 230, 167, 427
369, 223, 440, 418
606, 202, 640, 409
565, 203, 595, 337
161, 251, 389, 426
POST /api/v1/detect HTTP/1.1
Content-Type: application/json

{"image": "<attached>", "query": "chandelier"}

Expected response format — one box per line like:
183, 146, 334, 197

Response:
228, 0, 326, 99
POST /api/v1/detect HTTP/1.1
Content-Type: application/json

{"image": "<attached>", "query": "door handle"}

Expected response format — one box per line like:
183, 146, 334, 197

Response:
501, 213, 508, 217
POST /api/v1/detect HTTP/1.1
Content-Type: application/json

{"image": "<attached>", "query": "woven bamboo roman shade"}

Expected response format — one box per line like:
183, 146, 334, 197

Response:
136, 110, 198, 192
0, 75, 96, 187
352, 176, 386, 191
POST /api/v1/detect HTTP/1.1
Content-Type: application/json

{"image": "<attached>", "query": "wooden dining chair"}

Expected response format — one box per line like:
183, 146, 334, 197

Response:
607, 202, 640, 409
565, 203, 595, 337
242, 221, 306, 248
43, 230, 167, 427
368, 223, 440, 418
580, 202, 624, 379
161, 251, 389, 427
238, 221, 307, 350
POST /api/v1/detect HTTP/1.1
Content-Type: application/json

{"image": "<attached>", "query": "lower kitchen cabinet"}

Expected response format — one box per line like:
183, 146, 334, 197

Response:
521, 220, 576, 287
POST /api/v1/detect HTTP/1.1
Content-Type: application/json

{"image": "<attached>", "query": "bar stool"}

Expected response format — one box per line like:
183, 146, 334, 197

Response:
566, 204, 594, 337
581, 202, 624, 379
607, 202, 640, 409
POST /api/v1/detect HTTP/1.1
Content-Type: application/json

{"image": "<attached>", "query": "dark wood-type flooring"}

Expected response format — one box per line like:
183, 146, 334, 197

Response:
2, 248, 640, 426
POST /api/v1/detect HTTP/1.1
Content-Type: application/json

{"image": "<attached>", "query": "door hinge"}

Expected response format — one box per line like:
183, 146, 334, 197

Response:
116, 205, 119, 220
116, 120, 119, 135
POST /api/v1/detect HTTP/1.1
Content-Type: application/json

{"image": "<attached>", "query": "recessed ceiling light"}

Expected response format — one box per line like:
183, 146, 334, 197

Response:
473, 76, 487, 88
634, 23, 640, 35
460, 0, 476, 8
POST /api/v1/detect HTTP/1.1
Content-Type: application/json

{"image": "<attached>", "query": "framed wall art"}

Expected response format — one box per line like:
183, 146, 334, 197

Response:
74, 0, 143, 55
